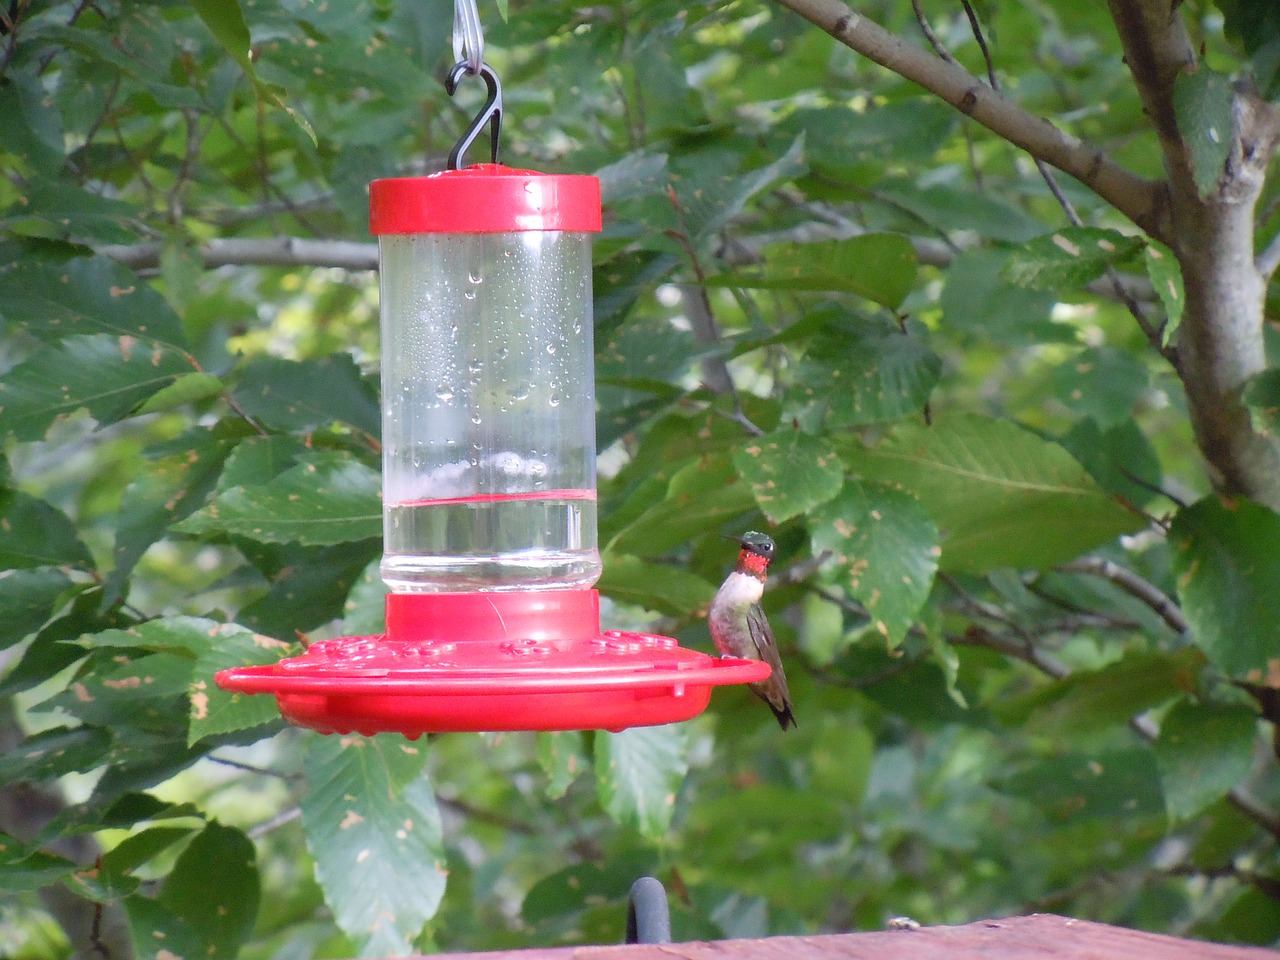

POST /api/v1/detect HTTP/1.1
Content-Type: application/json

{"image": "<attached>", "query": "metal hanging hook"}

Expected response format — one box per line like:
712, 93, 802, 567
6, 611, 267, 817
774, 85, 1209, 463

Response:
445, 60, 502, 170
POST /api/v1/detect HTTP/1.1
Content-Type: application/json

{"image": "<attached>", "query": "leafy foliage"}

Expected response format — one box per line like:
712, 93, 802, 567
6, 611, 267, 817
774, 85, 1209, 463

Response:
3, 0, 1280, 958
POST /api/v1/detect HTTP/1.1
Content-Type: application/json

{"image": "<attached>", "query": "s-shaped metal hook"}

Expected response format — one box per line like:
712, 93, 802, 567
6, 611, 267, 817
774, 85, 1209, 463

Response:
445, 60, 502, 170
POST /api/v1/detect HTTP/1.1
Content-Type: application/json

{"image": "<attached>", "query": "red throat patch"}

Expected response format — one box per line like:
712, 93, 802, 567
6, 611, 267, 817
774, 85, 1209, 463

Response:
737, 550, 769, 580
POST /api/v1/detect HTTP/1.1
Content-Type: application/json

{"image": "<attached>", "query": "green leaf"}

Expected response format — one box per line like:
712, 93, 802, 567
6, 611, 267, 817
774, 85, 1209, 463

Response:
597, 553, 716, 616
732, 429, 844, 524
44, 651, 194, 735
132, 372, 225, 416
1173, 66, 1235, 197
125, 884, 208, 960
1002, 227, 1145, 290
0, 726, 112, 782
842, 414, 1143, 573
595, 723, 689, 840
1155, 700, 1258, 822
998, 649, 1202, 735
0, 257, 189, 350
0, 69, 65, 169
669, 134, 806, 243
0, 568, 74, 648
605, 455, 755, 557
4, 179, 140, 245
0, 841, 76, 894
1242, 368, 1280, 439
1059, 417, 1164, 509
1049, 347, 1149, 428
810, 481, 939, 646
189, 0, 316, 144
708, 234, 918, 310
189, 622, 294, 746
939, 248, 1059, 344
998, 747, 1165, 822
1145, 244, 1185, 346
105, 427, 238, 607
0, 335, 193, 440
786, 312, 940, 427
0, 490, 93, 570
302, 734, 445, 956
231, 354, 380, 436
159, 823, 260, 959
537, 731, 589, 800
176, 452, 381, 546
1170, 495, 1280, 681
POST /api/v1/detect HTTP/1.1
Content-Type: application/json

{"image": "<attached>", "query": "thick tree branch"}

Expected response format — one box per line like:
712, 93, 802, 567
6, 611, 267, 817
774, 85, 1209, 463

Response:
770, 0, 1169, 240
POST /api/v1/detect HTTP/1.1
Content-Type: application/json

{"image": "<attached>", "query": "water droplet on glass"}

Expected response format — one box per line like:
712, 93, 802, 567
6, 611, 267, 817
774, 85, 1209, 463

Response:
496, 345, 509, 360
464, 290, 476, 301
549, 394, 561, 407
471, 414, 482, 425
435, 385, 455, 401
468, 271, 483, 284
468, 359, 483, 375
572, 322, 583, 335
545, 344, 556, 356
512, 383, 531, 401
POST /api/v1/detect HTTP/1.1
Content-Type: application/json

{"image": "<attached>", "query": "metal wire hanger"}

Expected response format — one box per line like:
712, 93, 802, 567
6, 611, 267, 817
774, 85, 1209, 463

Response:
446, 0, 502, 170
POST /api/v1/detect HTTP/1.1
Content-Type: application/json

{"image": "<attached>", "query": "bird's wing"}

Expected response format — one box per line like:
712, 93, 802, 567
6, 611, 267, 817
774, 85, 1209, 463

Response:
746, 604, 784, 673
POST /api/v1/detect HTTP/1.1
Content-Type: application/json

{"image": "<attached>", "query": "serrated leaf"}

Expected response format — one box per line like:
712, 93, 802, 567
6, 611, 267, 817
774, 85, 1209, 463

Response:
239, 540, 380, 636
1155, 700, 1258, 822
0, 334, 194, 440
708, 234, 917, 310
5, 179, 140, 245
810, 481, 939, 646
302, 734, 444, 957
43, 651, 194, 735
231, 354, 380, 437
787, 312, 940, 427
0, 490, 93, 570
843, 414, 1143, 573
595, 724, 688, 840
0, 568, 73, 648
732, 429, 844, 524
1145, 244, 1184, 346
125, 884, 208, 960
1173, 66, 1235, 197
1170, 495, 1280, 681
0, 69, 65, 169
158, 823, 259, 959
132, 372, 225, 415
1002, 227, 1145, 290
176, 453, 381, 546
537, 731, 589, 800
0, 256, 189, 350
189, 622, 294, 746
597, 553, 716, 616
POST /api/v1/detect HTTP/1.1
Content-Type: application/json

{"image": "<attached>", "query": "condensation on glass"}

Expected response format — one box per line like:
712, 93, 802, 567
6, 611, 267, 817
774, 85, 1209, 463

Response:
378, 229, 600, 592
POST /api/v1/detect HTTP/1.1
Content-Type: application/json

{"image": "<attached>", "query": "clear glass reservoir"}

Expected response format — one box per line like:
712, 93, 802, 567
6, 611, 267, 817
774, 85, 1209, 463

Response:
370, 166, 603, 593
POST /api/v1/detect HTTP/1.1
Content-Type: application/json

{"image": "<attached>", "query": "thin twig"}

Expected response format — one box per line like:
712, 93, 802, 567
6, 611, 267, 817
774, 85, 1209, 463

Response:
665, 186, 764, 437
247, 806, 301, 840
909, 0, 954, 63
1057, 556, 1189, 636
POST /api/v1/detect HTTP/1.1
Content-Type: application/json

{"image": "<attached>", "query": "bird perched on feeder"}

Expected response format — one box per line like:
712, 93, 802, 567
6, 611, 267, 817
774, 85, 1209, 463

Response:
708, 531, 796, 730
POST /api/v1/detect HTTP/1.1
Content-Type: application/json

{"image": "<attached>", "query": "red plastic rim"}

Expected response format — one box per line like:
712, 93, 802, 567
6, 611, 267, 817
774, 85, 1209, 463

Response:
215, 590, 770, 736
369, 164, 602, 235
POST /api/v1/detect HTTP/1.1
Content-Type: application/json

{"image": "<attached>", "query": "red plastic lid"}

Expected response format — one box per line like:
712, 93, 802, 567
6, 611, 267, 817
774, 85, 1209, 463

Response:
215, 590, 770, 736
370, 164, 602, 235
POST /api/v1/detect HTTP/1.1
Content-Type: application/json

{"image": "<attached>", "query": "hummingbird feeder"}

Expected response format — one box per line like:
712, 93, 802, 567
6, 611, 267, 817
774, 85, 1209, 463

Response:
215, 52, 769, 737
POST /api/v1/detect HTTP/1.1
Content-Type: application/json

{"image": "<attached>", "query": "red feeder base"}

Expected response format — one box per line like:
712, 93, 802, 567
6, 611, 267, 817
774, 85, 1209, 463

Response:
215, 590, 769, 736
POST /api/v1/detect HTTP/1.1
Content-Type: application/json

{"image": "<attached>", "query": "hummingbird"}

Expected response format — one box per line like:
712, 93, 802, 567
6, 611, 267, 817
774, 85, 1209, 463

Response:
708, 531, 796, 730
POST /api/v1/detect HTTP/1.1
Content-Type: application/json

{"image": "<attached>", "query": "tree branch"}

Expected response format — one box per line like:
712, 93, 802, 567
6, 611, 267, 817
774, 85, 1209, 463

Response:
100, 237, 379, 273
770, 0, 1169, 240
1057, 557, 1189, 637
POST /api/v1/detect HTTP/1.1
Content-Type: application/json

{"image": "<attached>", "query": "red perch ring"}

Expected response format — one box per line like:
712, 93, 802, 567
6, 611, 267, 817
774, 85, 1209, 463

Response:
215, 590, 770, 736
